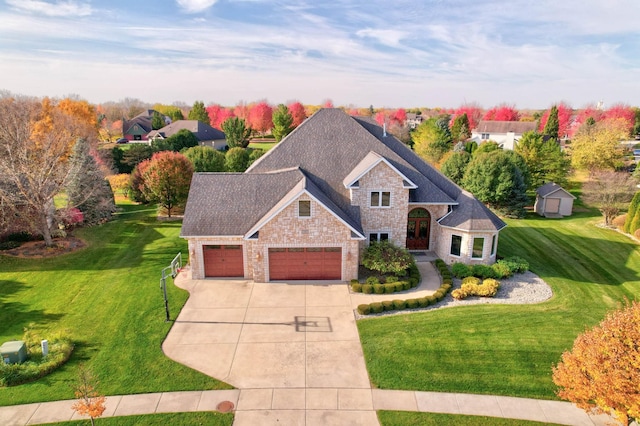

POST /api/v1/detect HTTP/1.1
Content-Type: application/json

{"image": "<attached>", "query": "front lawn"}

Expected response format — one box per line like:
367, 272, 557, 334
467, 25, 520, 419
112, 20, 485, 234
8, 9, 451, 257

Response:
0, 202, 230, 406
358, 211, 640, 399
378, 411, 562, 426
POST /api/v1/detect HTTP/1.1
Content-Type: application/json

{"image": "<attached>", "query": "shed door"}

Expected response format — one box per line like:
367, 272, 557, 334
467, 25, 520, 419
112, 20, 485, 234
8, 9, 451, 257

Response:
269, 247, 341, 280
203, 245, 244, 277
545, 198, 560, 213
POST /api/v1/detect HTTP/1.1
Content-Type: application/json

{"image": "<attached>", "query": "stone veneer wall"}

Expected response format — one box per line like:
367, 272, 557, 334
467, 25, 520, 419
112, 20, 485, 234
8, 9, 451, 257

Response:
434, 227, 499, 265
187, 236, 246, 279
351, 162, 409, 248
251, 194, 360, 282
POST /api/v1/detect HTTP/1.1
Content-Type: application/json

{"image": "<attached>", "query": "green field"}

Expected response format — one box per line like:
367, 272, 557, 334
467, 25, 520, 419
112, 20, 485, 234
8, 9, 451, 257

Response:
358, 210, 640, 399
378, 411, 562, 426
0, 202, 230, 406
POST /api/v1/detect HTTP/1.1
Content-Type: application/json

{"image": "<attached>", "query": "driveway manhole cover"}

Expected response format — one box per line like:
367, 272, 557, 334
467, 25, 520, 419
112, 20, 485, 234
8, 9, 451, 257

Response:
216, 400, 235, 413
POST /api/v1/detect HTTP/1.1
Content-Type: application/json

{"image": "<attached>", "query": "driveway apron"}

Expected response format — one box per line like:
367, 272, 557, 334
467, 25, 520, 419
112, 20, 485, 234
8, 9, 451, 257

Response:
163, 271, 375, 425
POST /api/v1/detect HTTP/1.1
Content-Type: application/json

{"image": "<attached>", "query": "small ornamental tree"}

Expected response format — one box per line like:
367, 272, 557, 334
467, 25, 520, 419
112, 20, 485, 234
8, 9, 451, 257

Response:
71, 365, 106, 426
552, 300, 640, 426
362, 241, 413, 275
224, 147, 249, 172
141, 151, 193, 217
582, 171, 636, 226
165, 128, 199, 152
288, 101, 307, 127
182, 146, 225, 172
272, 103, 294, 141
222, 117, 251, 148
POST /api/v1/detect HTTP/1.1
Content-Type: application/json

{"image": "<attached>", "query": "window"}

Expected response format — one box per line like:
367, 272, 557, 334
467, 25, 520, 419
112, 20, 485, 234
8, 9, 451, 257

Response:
450, 235, 462, 256
298, 200, 311, 217
472, 237, 484, 258
481, 133, 490, 140
370, 191, 391, 207
491, 235, 496, 256
369, 232, 389, 243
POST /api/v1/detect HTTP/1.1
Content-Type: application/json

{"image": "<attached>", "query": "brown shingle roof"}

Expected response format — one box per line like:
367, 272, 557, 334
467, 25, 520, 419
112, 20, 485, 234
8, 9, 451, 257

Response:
473, 121, 537, 134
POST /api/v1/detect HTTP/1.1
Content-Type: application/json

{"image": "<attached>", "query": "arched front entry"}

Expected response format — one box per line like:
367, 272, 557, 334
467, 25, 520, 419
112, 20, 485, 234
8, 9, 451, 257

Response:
406, 208, 431, 250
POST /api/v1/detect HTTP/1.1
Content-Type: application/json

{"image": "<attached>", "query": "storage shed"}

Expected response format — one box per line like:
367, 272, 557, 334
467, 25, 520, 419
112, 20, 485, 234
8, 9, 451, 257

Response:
534, 182, 575, 217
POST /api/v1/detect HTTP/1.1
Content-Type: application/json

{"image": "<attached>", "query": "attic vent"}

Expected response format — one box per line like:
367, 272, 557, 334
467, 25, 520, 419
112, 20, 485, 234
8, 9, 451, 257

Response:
249, 231, 259, 239
352, 180, 360, 188
351, 231, 360, 239
402, 179, 412, 188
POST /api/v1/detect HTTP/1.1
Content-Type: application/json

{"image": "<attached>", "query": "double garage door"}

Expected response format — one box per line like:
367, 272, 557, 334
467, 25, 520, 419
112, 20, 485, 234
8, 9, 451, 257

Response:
269, 247, 342, 280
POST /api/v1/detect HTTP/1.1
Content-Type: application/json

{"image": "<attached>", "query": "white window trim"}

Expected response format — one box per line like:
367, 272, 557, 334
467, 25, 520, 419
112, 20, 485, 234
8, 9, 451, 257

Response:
297, 199, 312, 219
472, 237, 485, 259
368, 231, 391, 244
369, 190, 392, 208
491, 234, 497, 256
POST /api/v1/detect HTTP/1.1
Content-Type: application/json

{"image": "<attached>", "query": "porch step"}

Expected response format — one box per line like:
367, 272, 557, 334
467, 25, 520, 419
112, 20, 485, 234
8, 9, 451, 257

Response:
409, 251, 439, 262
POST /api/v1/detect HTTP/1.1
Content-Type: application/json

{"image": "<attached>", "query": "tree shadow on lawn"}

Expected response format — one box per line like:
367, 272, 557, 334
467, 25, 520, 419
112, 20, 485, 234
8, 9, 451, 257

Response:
500, 225, 640, 286
0, 280, 65, 338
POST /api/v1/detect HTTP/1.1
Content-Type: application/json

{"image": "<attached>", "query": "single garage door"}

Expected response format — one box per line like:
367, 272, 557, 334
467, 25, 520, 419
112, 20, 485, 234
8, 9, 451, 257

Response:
203, 245, 244, 277
269, 247, 341, 280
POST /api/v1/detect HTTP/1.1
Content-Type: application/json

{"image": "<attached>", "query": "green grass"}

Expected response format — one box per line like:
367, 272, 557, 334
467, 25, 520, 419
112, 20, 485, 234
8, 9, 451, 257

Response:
358, 211, 640, 399
378, 411, 562, 426
248, 141, 277, 151
0, 201, 231, 406
49, 411, 233, 425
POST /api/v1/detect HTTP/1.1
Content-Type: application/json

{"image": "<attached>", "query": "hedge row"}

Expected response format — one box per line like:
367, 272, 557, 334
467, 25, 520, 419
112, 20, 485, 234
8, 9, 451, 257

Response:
351, 263, 421, 295
451, 256, 529, 279
356, 261, 452, 315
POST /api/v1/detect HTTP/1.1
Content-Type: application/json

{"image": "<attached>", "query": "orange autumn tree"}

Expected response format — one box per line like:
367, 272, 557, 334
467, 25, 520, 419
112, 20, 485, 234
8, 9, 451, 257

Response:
71, 365, 106, 426
552, 300, 640, 426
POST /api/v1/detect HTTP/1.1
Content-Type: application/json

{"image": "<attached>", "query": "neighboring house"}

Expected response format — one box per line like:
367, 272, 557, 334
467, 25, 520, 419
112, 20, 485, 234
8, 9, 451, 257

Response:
148, 120, 227, 150
405, 113, 424, 130
122, 110, 170, 142
181, 109, 506, 282
534, 182, 575, 217
470, 120, 538, 150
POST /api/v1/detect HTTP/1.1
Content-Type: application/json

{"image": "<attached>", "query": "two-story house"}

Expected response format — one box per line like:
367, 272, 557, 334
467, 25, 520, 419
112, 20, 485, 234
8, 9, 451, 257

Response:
470, 120, 537, 150
181, 109, 506, 282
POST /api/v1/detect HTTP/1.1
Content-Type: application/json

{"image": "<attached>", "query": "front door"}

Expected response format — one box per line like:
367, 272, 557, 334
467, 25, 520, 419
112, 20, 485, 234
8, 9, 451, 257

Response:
406, 208, 430, 250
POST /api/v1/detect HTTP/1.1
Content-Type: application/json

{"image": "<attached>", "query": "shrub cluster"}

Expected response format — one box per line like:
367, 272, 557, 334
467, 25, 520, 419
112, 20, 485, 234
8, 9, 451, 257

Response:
0, 328, 74, 387
451, 256, 529, 280
355, 260, 451, 315
352, 262, 421, 295
452, 277, 500, 300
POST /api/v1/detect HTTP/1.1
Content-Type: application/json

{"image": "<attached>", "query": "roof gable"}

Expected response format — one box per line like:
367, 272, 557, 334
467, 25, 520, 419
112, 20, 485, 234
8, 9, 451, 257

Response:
343, 151, 417, 189
152, 120, 225, 141
472, 121, 537, 135
536, 182, 575, 199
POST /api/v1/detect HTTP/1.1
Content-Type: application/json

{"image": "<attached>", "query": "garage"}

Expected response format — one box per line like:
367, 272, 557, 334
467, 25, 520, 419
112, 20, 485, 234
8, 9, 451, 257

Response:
203, 245, 244, 277
268, 247, 342, 280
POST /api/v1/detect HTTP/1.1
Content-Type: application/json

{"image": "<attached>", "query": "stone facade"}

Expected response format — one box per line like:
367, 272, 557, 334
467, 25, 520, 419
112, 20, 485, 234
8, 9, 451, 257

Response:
434, 227, 499, 265
188, 236, 246, 279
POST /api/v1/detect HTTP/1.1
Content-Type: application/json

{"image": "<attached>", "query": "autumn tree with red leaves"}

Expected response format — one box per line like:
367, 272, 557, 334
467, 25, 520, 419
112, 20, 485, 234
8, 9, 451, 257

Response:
288, 101, 307, 127
602, 103, 635, 137
538, 102, 572, 139
139, 151, 193, 217
248, 101, 273, 135
483, 104, 520, 121
552, 300, 640, 426
452, 104, 483, 131
206, 104, 235, 130
71, 365, 106, 426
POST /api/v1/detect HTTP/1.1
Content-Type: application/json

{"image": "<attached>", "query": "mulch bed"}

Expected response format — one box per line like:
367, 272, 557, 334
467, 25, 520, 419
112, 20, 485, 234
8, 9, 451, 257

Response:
1, 237, 86, 258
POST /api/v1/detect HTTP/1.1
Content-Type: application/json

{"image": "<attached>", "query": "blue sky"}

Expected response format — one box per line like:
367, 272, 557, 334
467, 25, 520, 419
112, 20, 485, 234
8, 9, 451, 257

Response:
1, 0, 639, 109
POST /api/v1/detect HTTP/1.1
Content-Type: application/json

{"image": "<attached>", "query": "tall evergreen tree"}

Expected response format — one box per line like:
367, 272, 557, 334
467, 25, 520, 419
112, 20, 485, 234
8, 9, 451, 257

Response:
450, 113, 471, 142
543, 105, 560, 140
188, 101, 210, 125
515, 131, 570, 189
271, 104, 294, 141
222, 117, 252, 148
151, 111, 165, 130
67, 138, 116, 226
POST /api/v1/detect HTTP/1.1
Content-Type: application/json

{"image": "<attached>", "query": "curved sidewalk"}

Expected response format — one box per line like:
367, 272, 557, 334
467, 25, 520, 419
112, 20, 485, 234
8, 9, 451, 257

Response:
0, 389, 616, 425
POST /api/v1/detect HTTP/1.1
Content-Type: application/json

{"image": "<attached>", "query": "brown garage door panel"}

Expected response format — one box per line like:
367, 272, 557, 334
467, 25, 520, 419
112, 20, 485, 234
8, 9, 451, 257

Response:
269, 247, 342, 280
204, 245, 244, 277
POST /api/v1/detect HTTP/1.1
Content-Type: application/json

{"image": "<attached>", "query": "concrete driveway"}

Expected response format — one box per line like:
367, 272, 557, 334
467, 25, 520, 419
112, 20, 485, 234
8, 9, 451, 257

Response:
163, 272, 377, 425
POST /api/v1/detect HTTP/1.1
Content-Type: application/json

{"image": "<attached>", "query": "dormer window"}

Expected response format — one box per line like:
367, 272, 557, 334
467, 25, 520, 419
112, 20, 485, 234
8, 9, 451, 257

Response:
298, 200, 311, 217
370, 191, 391, 207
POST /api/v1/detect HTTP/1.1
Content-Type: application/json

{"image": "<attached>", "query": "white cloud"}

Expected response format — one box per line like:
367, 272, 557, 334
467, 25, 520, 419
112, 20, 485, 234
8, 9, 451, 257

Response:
5, 0, 92, 17
356, 28, 407, 47
175, 0, 219, 13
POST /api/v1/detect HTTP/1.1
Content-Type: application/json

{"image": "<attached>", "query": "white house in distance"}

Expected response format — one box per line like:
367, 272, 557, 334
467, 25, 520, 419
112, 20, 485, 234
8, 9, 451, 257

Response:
534, 182, 575, 217
470, 121, 538, 150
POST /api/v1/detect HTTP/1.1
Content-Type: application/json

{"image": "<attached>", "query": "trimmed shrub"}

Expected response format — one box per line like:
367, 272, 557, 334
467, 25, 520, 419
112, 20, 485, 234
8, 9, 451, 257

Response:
408, 277, 418, 287
462, 276, 481, 286
492, 261, 512, 279
427, 295, 436, 304
440, 283, 452, 293
384, 283, 396, 294
434, 259, 446, 269
406, 298, 419, 309
0, 241, 21, 250
392, 299, 406, 310
365, 276, 380, 285
357, 304, 371, 315
402, 281, 411, 290
370, 302, 383, 314
350, 278, 360, 285
451, 262, 472, 278
433, 290, 444, 300
385, 275, 399, 283
418, 297, 430, 307
394, 282, 404, 292
472, 264, 496, 279
477, 278, 500, 297
362, 241, 413, 274
442, 278, 452, 286
362, 284, 374, 294
351, 283, 363, 293
502, 256, 529, 273
373, 284, 385, 294
451, 289, 469, 300
382, 300, 395, 311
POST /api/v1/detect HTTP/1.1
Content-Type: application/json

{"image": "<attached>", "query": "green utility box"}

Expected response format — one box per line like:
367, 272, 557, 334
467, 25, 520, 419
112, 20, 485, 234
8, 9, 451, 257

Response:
0, 340, 27, 364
